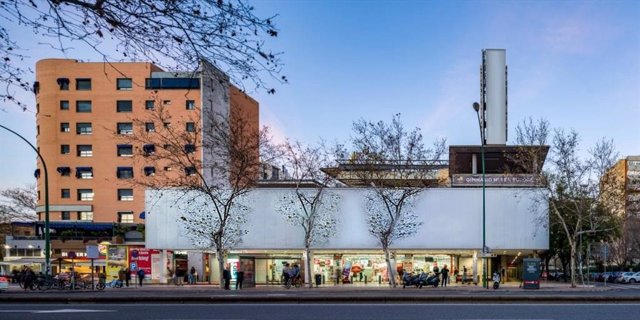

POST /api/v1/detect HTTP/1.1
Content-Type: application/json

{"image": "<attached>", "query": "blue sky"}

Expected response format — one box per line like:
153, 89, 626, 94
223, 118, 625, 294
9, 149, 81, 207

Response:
1, 0, 639, 189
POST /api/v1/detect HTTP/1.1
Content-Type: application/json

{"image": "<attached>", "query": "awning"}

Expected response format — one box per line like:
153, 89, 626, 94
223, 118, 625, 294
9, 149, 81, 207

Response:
139, 211, 146, 219
39, 221, 114, 231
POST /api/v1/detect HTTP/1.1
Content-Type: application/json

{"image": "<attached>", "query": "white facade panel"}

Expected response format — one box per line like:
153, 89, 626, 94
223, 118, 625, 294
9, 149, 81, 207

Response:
145, 188, 548, 251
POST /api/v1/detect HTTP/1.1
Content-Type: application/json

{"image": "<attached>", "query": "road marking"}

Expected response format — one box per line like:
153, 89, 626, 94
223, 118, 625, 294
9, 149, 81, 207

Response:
33, 309, 116, 313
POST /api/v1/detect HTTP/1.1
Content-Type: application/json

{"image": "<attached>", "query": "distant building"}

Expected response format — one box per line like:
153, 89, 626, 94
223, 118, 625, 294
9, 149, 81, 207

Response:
34, 59, 259, 224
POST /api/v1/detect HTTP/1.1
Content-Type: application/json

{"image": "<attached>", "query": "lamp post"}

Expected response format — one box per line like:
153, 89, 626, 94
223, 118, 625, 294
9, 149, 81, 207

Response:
472, 102, 488, 289
0, 124, 50, 275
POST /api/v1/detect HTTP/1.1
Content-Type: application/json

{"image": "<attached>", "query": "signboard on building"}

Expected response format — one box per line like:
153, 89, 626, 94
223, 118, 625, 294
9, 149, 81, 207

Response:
451, 174, 542, 187
128, 247, 159, 278
106, 245, 128, 280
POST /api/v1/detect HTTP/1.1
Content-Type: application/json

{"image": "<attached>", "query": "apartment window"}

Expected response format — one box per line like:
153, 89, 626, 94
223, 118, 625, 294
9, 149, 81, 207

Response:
117, 167, 134, 179
117, 144, 133, 157
77, 189, 94, 201
184, 144, 196, 153
75, 167, 93, 179
76, 101, 92, 113
60, 145, 70, 155
61, 189, 70, 198
116, 78, 132, 90
57, 78, 69, 90
118, 212, 134, 223
57, 167, 71, 176
144, 166, 156, 176
117, 122, 133, 135
61, 211, 71, 220
60, 123, 70, 133
34, 81, 40, 94
186, 100, 196, 110
78, 211, 93, 221
76, 78, 91, 90
117, 100, 132, 112
76, 122, 92, 135
60, 100, 69, 110
163, 100, 171, 105
145, 122, 155, 132
118, 189, 134, 201
77, 145, 93, 157
163, 166, 172, 171
143, 144, 155, 156
163, 122, 171, 128
185, 166, 197, 176
37, 125, 40, 135
186, 122, 195, 132
145, 100, 155, 110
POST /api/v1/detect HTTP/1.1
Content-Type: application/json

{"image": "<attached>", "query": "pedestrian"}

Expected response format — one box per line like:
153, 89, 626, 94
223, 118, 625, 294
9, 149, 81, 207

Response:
23, 266, 35, 290
189, 266, 196, 284
235, 269, 244, 290
282, 263, 291, 286
175, 268, 184, 286
222, 266, 232, 290
501, 267, 506, 284
118, 267, 126, 288
125, 267, 131, 287
137, 268, 145, 287
462, 266, 468, 284
441, 264, 449, 287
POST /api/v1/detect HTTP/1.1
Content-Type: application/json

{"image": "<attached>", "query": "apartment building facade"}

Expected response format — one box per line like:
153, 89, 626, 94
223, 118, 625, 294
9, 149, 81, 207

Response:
34, 59, 258, 225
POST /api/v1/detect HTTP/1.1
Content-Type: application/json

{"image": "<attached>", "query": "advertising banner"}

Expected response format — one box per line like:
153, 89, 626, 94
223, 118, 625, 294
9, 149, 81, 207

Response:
128, 248, 160, 276
106, 246, 128, 280
522, 258, 541, 289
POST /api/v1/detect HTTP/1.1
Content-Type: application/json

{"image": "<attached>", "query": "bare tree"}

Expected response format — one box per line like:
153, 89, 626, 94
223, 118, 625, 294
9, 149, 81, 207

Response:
276, 141, 341, 287
0, 184, 37, 222
123, 94, 273, 288
0, 0, 285, 112
533, 129, 620, 287
347, 114, 447, 287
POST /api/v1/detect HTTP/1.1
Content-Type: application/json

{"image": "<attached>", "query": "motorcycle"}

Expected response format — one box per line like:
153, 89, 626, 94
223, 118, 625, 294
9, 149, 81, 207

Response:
402, 272, 439, 288
492, 272, 501, 289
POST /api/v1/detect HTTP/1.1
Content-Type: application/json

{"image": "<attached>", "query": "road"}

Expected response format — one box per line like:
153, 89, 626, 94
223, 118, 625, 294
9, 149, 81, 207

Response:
0, 303, 639, 320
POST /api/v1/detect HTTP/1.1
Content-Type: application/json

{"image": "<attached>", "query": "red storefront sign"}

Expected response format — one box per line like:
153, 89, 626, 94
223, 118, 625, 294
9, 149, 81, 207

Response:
128, 248, 160, 275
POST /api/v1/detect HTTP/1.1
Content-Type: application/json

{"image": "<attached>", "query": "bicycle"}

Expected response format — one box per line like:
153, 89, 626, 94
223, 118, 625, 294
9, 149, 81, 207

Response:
284, 276, 302, 289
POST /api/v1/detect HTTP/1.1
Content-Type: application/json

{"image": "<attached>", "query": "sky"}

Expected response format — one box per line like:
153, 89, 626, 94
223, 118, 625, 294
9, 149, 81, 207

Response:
1, 0, 639, 189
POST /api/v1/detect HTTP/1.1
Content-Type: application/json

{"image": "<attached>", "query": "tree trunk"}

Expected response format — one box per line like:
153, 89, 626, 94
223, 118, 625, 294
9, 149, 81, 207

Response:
304, 247, 312, 288
569, 241, 577, 288
216, 248, 225, 290
383, 246, 396, 288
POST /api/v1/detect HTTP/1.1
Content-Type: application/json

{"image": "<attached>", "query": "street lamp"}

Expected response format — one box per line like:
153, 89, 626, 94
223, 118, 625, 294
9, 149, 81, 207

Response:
0, 124, 50, 275
472, 102, 488, 289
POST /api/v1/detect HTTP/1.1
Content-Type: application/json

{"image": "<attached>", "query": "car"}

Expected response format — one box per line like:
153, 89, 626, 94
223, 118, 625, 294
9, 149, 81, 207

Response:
616, 272, 635, 283
608, 271, 623, 283
619, 272, 640, 284
0, 276, 9, 292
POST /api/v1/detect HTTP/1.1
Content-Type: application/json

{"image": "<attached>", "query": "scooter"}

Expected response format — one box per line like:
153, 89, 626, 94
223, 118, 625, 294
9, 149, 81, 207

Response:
423, 272, 439, 288
492, 272, 501, 289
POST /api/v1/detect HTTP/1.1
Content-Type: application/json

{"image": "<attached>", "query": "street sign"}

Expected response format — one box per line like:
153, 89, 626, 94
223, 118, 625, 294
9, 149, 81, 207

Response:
86, 245, 99, 259
130, 262, 138, 271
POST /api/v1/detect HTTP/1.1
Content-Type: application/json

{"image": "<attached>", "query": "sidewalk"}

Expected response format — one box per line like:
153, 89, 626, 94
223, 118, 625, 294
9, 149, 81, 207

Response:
1, 281, 637, 304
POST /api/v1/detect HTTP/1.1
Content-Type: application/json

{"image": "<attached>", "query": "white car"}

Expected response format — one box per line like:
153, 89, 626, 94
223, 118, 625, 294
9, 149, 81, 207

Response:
620, 272, 640, 284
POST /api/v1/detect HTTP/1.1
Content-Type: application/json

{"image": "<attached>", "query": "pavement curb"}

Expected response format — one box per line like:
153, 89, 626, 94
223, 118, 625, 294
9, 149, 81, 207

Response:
2, 295, 640, 304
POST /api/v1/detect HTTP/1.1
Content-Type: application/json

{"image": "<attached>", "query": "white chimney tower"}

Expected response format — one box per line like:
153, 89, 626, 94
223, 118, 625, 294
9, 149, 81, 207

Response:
480, 49, 508, 145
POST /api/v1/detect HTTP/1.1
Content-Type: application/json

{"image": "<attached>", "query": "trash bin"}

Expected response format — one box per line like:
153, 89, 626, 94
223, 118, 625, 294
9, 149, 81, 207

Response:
315, 274, 322, 287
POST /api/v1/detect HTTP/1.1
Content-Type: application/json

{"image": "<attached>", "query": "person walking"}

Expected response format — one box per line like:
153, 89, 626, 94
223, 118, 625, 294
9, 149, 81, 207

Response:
462, 266, 468, 284
222, 266, 232, 290
124, 267, 131, 287
441, 264, 450, 287
137, 268, 145, 287
235, 269, 244, 290
189, 267, 196, 285
118, 267, 126, 288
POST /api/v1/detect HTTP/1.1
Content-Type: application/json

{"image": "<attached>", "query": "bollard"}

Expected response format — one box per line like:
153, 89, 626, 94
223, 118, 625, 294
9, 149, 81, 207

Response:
364, 275, 367, 285
378, 275, 382, 285
322, 274, 325, 285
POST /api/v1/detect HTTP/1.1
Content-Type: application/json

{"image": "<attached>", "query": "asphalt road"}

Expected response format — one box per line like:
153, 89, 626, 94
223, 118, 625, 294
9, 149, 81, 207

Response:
1, 303, 639, 320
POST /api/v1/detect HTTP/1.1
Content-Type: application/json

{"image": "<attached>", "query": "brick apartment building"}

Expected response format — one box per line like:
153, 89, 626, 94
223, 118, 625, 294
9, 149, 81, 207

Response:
34, 59, 259, 224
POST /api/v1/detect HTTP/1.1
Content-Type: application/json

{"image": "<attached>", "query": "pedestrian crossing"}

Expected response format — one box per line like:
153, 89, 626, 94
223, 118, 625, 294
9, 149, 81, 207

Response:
599, 283, 640, 290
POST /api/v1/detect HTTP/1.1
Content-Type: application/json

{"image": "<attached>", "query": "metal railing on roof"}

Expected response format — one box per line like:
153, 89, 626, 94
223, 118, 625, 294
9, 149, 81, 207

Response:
335, 159, 449, 171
